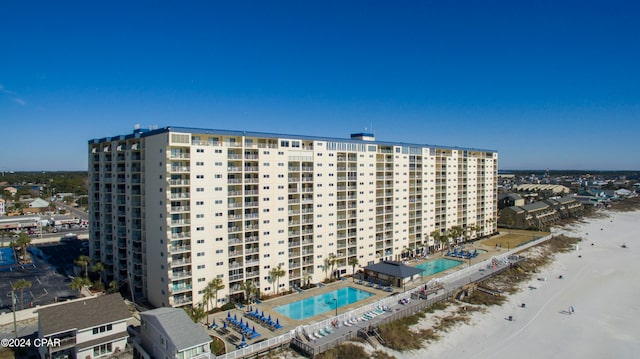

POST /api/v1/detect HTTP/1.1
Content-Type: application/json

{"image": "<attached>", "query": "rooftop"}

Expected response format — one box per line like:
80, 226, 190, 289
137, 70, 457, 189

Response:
38, 294, 130, 336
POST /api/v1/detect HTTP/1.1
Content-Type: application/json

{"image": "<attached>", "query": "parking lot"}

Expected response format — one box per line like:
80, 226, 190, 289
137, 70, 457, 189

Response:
0, 240, 85, 313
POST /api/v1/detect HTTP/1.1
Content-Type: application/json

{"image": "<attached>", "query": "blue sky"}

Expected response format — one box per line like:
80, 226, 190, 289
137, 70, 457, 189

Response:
1, 0, 638, 171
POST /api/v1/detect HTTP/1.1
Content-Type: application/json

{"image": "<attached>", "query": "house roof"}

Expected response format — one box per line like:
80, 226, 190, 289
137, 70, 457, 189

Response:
38, 294, 131, 336
140, 307, 211, 352
521, 201, 550, 212
363, 261, 424, 279
28, 198, 50, 208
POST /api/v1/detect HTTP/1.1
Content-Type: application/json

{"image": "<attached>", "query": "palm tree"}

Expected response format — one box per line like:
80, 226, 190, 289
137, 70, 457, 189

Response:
12, 279, 32, 310
9, 240, 19, 264
302, 273, 312, 288
107, 280, 119, 294
75, 255, 91, 278
323, 257, 331, 281
70, 276, 90, 295
449, 225, 464, 246
465, 224, 479, 242
184, 306, 206, 323
269, 264, 285, 294
207, 278, 225, 309
348, 257, 360, 282
91, 261, 105, 284
201, 284, 214, 319
328, 254, 337, 280
15, 232, 31, 264
430, 230, 443, 253
240, 280, 256, 304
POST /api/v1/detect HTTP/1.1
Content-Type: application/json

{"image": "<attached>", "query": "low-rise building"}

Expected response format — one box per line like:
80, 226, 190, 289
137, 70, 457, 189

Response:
133, 307, 212, 359
37, 294, 131, 359
498, 193, 525, 209
498, 196, 583, 230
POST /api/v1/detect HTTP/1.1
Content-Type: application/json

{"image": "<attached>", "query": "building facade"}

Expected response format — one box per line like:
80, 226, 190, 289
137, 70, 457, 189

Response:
38, 294, 130, 359
88, 127, 498, 308
133, 307, 212, 359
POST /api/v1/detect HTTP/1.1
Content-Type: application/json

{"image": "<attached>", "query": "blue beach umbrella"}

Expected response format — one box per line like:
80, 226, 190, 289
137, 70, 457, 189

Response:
227, 311, 231, 319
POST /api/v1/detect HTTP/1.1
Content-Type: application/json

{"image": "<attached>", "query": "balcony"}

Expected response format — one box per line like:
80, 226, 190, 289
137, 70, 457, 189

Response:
171, 257, 192, 266
169, 245, 191, 253
171, 271, 192, 279
170, 192, 190, 199
171, 219, 191, 226
169, 179, 190, 186
171, 232, 191, 239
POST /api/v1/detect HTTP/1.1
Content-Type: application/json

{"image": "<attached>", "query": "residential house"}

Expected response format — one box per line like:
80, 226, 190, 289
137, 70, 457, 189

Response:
498, 193, 525, 210
133, 307, 212, 359
37, 293, 131, 359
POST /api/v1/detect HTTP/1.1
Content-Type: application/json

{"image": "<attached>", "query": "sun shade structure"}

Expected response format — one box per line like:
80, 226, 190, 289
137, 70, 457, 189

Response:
362, 261, 423, 288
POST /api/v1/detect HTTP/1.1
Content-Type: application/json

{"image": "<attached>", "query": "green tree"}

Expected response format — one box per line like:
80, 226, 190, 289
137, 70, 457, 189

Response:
430, 230, 444, 253
75, 255, 91, 278
348, 257, 360, 282
465, 224, 479, 242
108, 280, 119, 294
202, 284, 214, 320
207, 278, 225, 309
184, 305, 206, 323
328, 254, 337, 280
91, 261, 105, 284
12, 279, 32, 310
70, 276, 91, 295
449, 226, 464, 246
269, 264, 285, 294
323, 257, 331, 281
15, 232, 31, 264
240, 280, 256, 305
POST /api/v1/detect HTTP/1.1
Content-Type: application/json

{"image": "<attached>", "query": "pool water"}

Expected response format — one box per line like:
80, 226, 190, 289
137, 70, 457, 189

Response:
274, 286, 374, 320
0, 247, 16, 266
414, 258, 463, 275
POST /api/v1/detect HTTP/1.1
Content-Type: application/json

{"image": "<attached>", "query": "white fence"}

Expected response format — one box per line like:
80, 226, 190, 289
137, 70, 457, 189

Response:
216, 232, 556, 358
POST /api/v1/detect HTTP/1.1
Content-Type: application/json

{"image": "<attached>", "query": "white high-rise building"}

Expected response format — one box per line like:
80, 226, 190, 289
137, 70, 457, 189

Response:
88, 127, 498, 308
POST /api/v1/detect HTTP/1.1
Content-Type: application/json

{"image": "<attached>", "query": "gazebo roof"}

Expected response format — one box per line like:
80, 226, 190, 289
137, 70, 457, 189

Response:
363, 261, 424, 278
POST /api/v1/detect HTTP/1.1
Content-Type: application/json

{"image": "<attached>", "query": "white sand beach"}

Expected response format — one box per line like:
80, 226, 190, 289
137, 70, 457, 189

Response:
393, 210, 640, 359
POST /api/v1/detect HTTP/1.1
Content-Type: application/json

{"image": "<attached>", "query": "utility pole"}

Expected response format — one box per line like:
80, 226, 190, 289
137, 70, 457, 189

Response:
12, 288, 17, 338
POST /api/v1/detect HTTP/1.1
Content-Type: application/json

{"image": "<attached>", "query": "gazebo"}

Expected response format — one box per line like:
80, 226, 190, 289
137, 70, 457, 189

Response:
362, 261, 424, 289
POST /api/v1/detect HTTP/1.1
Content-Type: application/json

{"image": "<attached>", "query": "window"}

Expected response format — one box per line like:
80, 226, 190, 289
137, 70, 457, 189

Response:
93, 343, 112, 357
92, 324, 113, 335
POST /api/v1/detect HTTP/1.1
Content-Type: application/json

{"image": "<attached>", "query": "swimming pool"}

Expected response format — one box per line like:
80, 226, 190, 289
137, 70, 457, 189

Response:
274, 286, 374, 320
0, 247, 16, 266
414, 258, 463, 276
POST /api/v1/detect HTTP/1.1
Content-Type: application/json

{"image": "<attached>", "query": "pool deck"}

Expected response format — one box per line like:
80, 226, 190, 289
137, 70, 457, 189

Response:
205, 236, 525, 354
